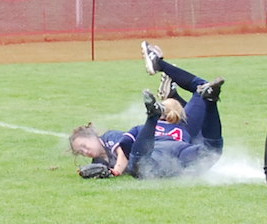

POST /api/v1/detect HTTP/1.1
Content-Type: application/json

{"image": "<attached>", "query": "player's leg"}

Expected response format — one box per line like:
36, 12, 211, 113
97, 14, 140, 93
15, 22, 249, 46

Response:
201, 100, 223, 154
183, 78, 225, 138
158, 72, 187, 107
142, 41, 226, 99
177, 143, 218, 173
180, 83, 224, 170
141, 41, 206, 93
142, 41, 225, 102
154, 64, 224, 139
128, 90, 164, 176
158, 60, 207, 93
178, 101, 223, 172
156, 68, 224, 139
183, 93, 206, 138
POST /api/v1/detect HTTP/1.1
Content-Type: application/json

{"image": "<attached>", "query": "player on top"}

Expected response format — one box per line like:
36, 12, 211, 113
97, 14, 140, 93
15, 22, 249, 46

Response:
118, 41, 224, 177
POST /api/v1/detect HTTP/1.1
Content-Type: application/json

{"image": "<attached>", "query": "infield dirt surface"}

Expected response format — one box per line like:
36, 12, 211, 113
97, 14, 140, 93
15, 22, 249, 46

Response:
0, 33, 267, 64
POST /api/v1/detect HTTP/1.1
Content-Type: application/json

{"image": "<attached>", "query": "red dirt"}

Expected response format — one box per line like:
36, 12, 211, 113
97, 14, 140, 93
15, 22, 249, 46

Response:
0, 33, 267, 64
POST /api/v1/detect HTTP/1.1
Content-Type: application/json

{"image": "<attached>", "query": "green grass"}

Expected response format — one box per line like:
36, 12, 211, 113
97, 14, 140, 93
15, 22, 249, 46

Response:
0, 56, 267, 224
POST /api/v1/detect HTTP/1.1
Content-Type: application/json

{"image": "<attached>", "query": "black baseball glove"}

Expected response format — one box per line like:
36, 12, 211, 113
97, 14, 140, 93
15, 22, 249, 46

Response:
78, 163, 113, 179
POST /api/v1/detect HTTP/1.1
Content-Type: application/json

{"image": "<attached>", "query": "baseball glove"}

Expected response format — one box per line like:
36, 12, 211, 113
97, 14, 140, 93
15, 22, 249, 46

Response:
78, 163, 113, 179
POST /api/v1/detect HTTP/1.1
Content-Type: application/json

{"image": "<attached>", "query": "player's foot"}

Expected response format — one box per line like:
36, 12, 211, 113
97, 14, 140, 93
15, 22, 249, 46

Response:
157, 72, 178, 100
143, 89, 165, 117
197, 77, 225, 102
141, 41, 163, 75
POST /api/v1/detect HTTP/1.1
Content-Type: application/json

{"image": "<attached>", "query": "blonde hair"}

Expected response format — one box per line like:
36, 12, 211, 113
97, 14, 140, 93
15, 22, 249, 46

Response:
162, 98, 186, 124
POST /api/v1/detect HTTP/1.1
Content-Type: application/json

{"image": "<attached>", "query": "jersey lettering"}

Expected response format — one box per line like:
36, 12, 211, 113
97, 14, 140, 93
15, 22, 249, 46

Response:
156, 125, 165, 131
155, 127, 183, 141
168, 128, 183, 141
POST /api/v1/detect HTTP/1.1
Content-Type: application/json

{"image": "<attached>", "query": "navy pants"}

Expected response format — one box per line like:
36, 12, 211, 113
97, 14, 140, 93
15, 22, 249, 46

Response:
129, 60, 223, 178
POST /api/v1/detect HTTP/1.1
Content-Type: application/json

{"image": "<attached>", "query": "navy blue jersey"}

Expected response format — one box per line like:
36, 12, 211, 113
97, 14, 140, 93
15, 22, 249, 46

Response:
126, 120, 190, 142
92, 130, 124, 168
155, 120, 191, 142
120, 120, 191, 158
99, 130, 124, 153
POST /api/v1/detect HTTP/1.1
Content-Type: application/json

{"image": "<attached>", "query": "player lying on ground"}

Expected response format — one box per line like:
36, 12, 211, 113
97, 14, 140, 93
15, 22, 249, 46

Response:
69, 41, 224, 178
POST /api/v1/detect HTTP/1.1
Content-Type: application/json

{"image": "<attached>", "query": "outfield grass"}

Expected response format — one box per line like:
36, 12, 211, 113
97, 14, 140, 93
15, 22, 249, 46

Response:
0, 56, 267, 224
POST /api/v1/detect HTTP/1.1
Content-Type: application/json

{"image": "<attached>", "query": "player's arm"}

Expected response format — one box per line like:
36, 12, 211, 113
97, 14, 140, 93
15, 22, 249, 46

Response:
119, 125, 142, 158
111, 146, 128, 176
110, 126, 142, 176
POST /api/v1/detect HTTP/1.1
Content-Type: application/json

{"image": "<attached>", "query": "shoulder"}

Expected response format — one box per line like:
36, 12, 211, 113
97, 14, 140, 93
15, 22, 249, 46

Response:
101, 130, 124, 139
100, 130, 124, 151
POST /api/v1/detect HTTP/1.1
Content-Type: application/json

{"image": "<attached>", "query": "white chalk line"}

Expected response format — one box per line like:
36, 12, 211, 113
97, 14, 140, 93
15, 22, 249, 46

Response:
0, 121, 69, 138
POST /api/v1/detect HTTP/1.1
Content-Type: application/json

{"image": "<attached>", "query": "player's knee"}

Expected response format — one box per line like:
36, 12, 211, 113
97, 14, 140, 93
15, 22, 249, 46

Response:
203, 137, 223, 153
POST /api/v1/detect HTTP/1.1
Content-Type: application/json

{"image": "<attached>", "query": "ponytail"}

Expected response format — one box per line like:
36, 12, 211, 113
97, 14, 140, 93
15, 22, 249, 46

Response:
162, 99, 186, 124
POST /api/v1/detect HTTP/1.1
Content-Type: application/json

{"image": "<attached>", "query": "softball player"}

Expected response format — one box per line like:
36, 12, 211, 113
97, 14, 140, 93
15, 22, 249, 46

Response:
119, 41, 224, 178
70, 123, 127, 176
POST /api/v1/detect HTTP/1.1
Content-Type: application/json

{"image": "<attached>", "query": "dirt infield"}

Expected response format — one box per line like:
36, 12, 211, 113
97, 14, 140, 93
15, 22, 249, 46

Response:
1, 33, 267, 64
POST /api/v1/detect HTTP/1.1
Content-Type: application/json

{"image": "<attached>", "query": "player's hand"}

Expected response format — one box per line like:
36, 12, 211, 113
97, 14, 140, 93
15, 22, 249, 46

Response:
110, 168, 121, 176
